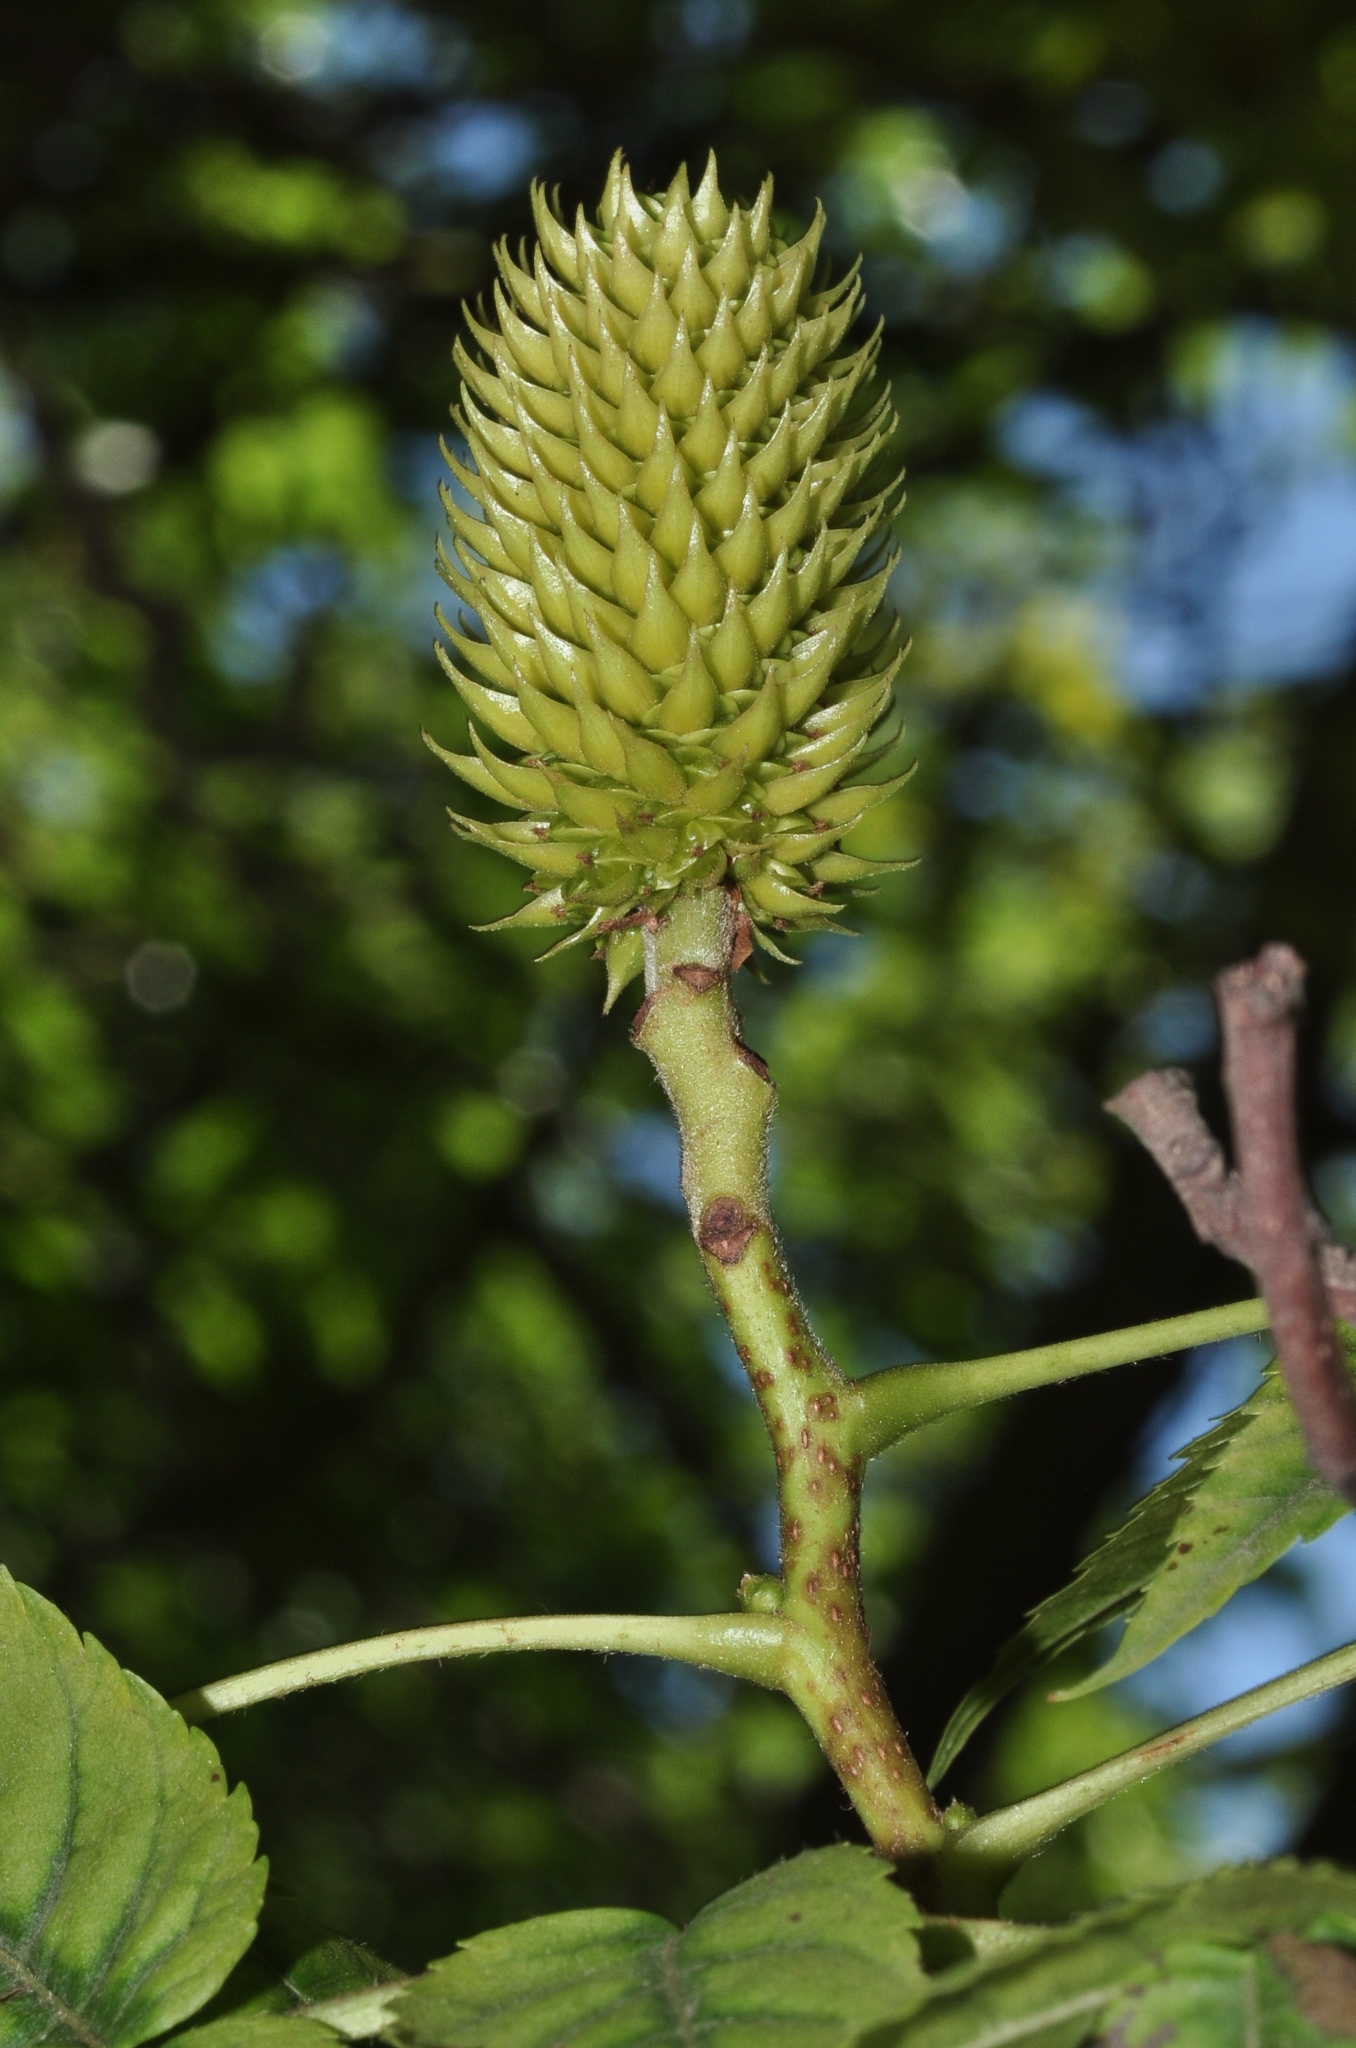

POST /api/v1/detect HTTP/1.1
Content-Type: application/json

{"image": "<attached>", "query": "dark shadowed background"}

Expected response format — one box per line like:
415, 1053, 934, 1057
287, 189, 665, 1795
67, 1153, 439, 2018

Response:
3, 0, 1356, 1958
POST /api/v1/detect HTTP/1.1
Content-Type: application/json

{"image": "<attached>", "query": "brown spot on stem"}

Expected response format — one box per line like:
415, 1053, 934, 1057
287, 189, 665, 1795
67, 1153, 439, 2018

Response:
788, 1519, 801, 1544
698, 1196, 758, 1265
804, 1573, 820, 1601
829, 1603, 842, 1624
673, 963, 723, 994
1178, 1541, 1194, 1554
830, 1714, 843, 1734
629, 992, 659, 1042
752, 1369, 774, 1391
731, 910, 754, 974
800, 1427, 812, 1449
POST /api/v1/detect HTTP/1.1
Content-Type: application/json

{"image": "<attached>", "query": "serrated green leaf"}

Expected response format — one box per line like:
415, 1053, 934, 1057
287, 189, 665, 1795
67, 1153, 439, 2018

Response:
929, 1352, 1351, 1787
0, 1570, 264, 2048
393, 1846, 928, 2048
1056, 1362, 1347, 1701
867, 1863, 1356, 2048
1097, 1938, 1351, 2048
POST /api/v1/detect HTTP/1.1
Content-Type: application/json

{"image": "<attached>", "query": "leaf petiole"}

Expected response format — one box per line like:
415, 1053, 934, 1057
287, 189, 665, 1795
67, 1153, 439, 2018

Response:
933, 1633, 1356, 1910
171, 1611, 788, 1724
848, 1298, 1271, 1457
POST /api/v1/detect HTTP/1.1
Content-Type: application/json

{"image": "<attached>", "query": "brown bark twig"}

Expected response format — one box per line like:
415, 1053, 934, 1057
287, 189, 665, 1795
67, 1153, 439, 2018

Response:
1106, 943, 1356, 1507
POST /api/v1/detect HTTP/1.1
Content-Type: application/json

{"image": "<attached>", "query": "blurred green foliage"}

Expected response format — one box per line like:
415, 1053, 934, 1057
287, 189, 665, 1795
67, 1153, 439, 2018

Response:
4, 0, 1356, 1961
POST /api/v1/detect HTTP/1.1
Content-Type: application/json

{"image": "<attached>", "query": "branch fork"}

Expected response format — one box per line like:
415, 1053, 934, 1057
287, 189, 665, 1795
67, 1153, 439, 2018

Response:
1107, 943, 1356, 1504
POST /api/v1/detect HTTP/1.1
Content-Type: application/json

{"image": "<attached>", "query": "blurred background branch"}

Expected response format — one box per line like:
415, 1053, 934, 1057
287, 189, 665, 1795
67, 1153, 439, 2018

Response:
5, 0, 1356, 1954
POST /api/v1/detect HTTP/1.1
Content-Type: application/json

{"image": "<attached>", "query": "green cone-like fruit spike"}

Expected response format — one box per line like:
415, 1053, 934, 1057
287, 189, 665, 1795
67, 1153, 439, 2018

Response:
430, 150, 912, 1006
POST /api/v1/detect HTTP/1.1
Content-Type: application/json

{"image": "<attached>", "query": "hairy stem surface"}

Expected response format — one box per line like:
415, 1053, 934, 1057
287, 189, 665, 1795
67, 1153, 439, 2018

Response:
634, 889, 943, 1862
171, 1611, 787, 1723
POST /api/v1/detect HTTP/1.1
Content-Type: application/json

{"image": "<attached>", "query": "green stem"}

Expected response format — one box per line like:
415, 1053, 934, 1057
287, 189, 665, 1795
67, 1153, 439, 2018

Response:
634, 889, 944, 1863
171, 1610, 787, 1724
932, 1634, 1356, 1911
847, 1298, 1270, 1458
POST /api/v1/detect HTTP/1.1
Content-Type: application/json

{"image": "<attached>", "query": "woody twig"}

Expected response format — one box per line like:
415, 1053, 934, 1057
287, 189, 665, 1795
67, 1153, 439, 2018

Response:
1107, 943, 1356, 1507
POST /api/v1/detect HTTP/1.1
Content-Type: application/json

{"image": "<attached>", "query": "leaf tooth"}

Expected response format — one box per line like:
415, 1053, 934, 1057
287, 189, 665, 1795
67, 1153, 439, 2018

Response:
440, 482, 515, 578
652, 168, 697, 284
449, 812, 578, 873
716, 484, 769, 592
745, 548, 792, 653
694, 296, 745, 391
743, 867, 843, 920
493, 235, 545, 325
651, 316, 705, 418
452, 435, 549, 535
629, 552, 691, 673
459, 392, 533, 482
670, 243, 718, 334
763, 468, 815, 561
592, 314, 629, 407
746, 407, 796, 502
656, 630, 720, 735
536, 258, 589, 368
759, 750, 866, 816
618, 723, 686, 803
669, 514, 725, 628
766, 327, 806, 410
467, 727, 558, 811
492, 281, 561, 388
690, 150, 730, 243
530, 180, 580, 285
559, 499, 615, 596
454, 338, 514, 426
695, 426, 746, 535
608, 357, 659, 460
579, 462, 621, 548
569, 389, 634, 495
703, 207, 750, 299
746, 177, 774, 260
651, 466, 698, 571
517, 676, 586, 762
789, 525, 832, 616
527, 535, 579, 640
723, 351, 771, 441
614, 157, 658, 254
770, 202, 826, 325
583, 615, 660, 721
531, 617, 594, 703
611, 503, 658, 614
608, 220, 655, 318
600, 149, 626, 234
678, 377, 727, 474
631, 267, 680, 373
562, 562, 635, 650
566, 685, 628, 778
707, 586, 760, 691
735, 266, 774, 356
505, 370, 576, 440
433, 637, 536, 749
711, 672, 782, 766
634, 411, 685, 517
602, 926, 646, 1012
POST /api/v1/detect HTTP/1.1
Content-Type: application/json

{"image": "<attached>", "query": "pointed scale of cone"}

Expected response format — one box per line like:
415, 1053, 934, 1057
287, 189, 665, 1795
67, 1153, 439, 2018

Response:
432, 149, 912, 1001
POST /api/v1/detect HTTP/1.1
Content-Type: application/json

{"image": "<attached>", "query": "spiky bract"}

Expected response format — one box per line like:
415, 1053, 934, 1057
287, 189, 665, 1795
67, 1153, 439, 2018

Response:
430, 150, 911, 1006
